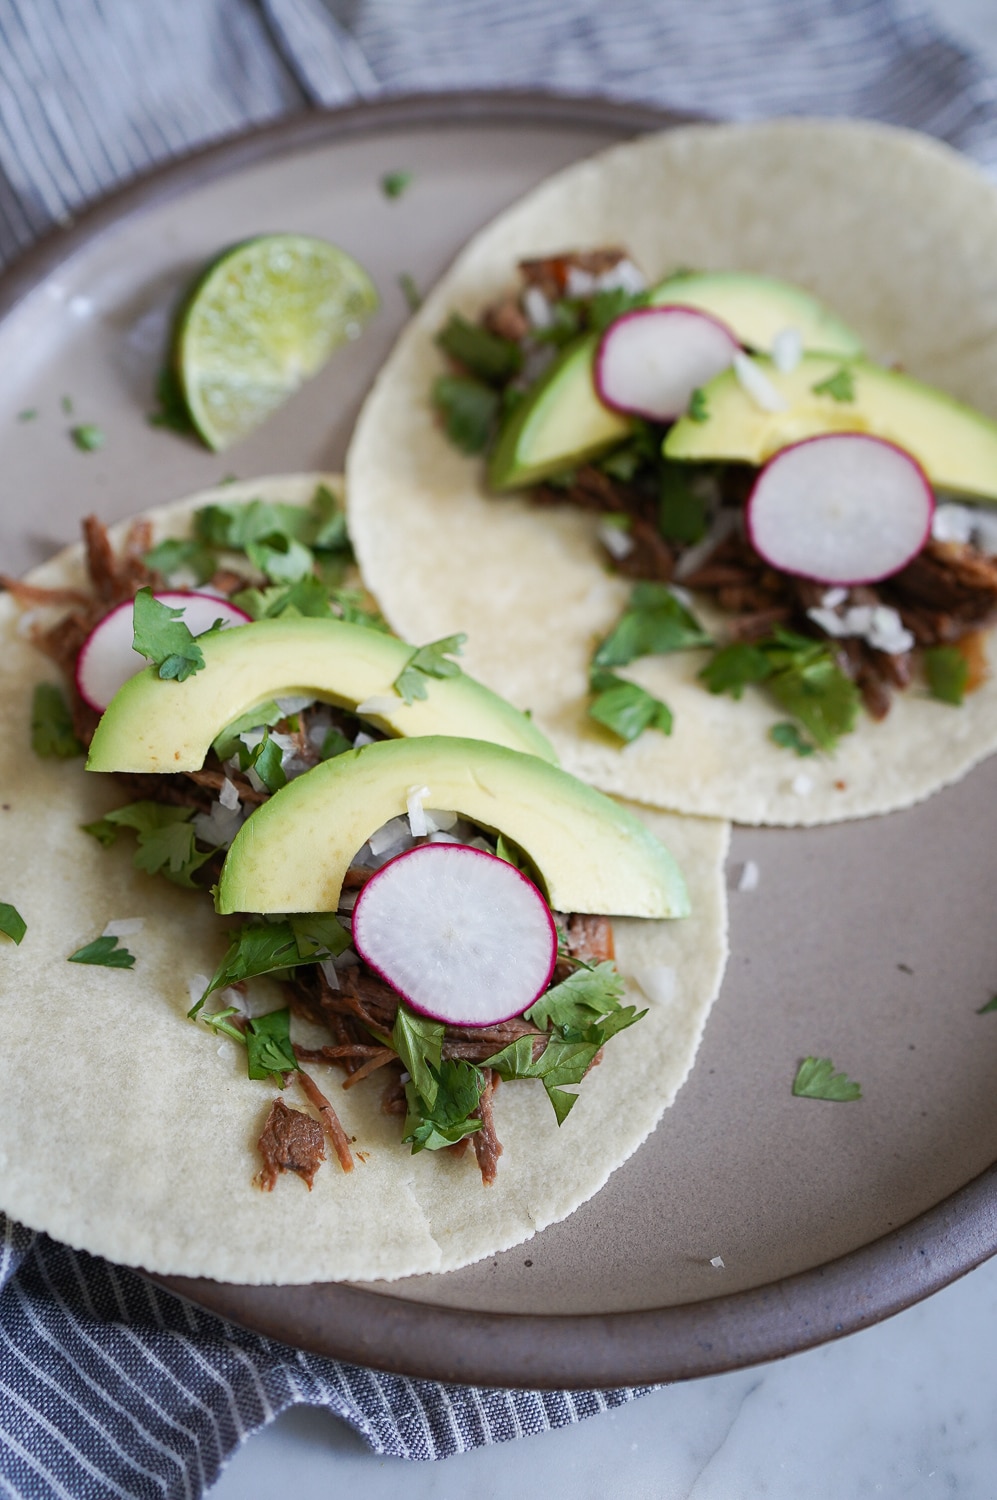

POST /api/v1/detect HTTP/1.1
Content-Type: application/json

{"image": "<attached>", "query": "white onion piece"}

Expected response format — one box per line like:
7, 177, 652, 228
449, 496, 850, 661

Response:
76, 591, 250, 711
746, 434, 934, 586
595, 306, 739, 422
352, 844, 557, 1027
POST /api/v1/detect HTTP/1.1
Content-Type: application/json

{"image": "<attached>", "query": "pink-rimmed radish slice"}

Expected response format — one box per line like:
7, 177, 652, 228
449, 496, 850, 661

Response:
746, 433, 935, 586
352, 843, 558, 1028
595, 306, 739, 422
77, 591, 251, 711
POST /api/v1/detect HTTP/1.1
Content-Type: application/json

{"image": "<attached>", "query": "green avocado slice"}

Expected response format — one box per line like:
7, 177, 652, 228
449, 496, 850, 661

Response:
664, 353, 997, 501
216, 735, 688, 919
85, 616, 555, 773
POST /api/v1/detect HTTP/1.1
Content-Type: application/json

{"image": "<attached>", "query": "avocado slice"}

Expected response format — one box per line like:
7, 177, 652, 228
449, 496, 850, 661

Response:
486, 273, 863, 491
216, 735, 689, 919
85, 617, 555, 773
648, 272, 863, 359
664, 353, 997, 502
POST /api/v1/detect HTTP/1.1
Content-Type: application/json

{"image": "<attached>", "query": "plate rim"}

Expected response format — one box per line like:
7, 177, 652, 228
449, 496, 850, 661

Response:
5, 87, 996, 1387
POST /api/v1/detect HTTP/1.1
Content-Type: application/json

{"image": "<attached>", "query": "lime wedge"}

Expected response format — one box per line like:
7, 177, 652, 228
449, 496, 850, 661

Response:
175, 234, 378, 451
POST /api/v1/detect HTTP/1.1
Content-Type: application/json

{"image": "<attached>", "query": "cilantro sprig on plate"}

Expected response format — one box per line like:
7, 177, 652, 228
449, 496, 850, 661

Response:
701, 627, 860, 751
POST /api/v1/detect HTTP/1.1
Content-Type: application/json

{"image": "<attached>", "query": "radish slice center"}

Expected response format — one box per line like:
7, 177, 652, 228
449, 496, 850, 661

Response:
746, 434, 934, 586
352, 843, 557, 1028
77, 591, 250, 711
595, 306, 739, 423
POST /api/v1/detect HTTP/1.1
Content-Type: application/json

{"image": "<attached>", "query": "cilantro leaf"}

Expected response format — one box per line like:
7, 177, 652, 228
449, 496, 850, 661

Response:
769, 721, 816, 756
381, 170, 412, 199
811, 366, 855, 403
588, 669, 673, 742
70, 424, 105, 452
525, 961, 627, 1036
289, 913, 351, 961
68, 935, 135, 969
84, 800, 213, 888
132, 587, 206, 682
31, 683, 83, 758
687, 388, 709, 423
436, 315, 522, 384
484, 1033, 601, 1125
977, 994, 997, 1014
142, 536, 215, 585
534, 299, 583, 348
232, 576, 334, 622
587, 288, 649, 333
393, 633, 466, 705
249, 729, 287, 794
191, 919, 321, 1015
699, 641, 774, 699
431, 375, 500, 454
701, 629, 859, 749
792, 1056, 861, 1102
0, 902, 26, 945
495, 833, 526, 871
659, 465, 709, 544
320, 727, 353, 760
403, 1060, 485, 1152
245, 1007, 300, 1084
593, 583, 710, 669
924, 645, 969, 706
391, 1005, 444, 1108
211, 702, 284, 762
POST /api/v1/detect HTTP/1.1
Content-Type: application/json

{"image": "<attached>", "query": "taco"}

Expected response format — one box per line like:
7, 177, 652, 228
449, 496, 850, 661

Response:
345, 119, 997, 825
0, 474, 728, 1284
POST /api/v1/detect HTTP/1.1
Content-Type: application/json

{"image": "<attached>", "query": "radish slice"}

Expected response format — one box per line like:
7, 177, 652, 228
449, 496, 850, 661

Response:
77, 591, 251, 710
595, 306, 739, 422
351, 843, 558, 1028
746, 434, 935, 586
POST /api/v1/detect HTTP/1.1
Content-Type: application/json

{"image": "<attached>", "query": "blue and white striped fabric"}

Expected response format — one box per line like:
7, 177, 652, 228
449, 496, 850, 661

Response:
2, 1, 997, 1494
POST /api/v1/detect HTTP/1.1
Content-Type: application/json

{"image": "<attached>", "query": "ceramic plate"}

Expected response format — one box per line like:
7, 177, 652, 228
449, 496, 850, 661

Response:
3, 94, 996, 1387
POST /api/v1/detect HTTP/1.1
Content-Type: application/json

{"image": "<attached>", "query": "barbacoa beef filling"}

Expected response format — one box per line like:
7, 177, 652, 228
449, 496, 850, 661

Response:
9, 512, 619, 1189
437, 249, 997, 730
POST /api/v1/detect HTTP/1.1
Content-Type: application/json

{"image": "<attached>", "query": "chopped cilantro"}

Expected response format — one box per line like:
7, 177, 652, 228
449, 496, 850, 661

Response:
232, 576, 333, 621
792, 1056, 862, 1102
811, 366, 855, 403
320, 727, 353, 760
977, 994, 997, 1014
687, 388, 709, 423
31, 683, 83, 759
249, 728, 286, 794
393, 633, 466, 705
659, 464, 709, 544
191, 918, 329, 1016
399, 273, 422, 312
403, 1059, 485, 1152
200, 1006, 245, 1042
436, 315, 522, 384
593, 582, 710, 669
68, 935, 135, 969
486, 961, 644, 1123
588, 668, 673, 742
132, 587, 207, 682
211, 702, 284, 762
769, 721, 816, 757
391, 1005, 444, 1107
701, 628, 859, 750
597, 422, 659, 483
534, 299, 583, 347
924, 645, 969, 706
431, 374, 500, 453
0, 902, 26, 945
148, 366, 196, 433
142, 536, 216, 585
381, 170, 412, 199
245, 1007, 300, 1084
289, 912, 351, 961
83, 800, 213, 888
18, 408, 37, 422
587, 288, 649, 332
70, 424, 105, 452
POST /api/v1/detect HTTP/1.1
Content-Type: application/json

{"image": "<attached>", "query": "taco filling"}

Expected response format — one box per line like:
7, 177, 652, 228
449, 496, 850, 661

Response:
429, 248, 997, 756
8, 481, 678, 1193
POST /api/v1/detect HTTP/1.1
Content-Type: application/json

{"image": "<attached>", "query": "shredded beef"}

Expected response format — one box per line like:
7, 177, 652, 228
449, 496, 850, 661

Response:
257, 1097, 325, 1191
518, 248, 629, 301
471, 1069, 503, 1185
563, 913, 615, 965
296, 1070, 354, 1173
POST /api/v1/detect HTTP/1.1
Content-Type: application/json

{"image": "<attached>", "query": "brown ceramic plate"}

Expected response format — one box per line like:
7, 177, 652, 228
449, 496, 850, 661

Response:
3, 94, 997, 1389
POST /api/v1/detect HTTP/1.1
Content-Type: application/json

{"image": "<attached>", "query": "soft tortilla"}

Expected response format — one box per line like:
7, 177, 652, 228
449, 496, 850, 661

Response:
0, 476, 729, 1284
346, 119, 997, 825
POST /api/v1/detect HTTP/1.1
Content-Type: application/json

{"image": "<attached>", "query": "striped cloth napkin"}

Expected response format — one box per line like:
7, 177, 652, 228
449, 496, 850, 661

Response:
1, 1, 996, 1495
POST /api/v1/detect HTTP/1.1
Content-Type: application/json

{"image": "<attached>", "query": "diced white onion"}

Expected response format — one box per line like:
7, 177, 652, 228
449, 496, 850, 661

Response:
338, 890, 359, 914
807, 602, 913, 655
367, 815, 410, 856
770, 326, 803, 373
275, 695, 314, 715
791, 772, 814, 796
597, 521, 635, 560
710, 1255, 726, 1269
219, 777, 240, 811
733, 352, 789, 413
353, 730, 376, 749
821, 586, 848, 609
425, 807, 458, 831
565, 267, 597, 297
428, 831, 461, 845
246, 767, 267, 795
932, 503, 975, 544
595, 258, 646, 294
102, 917, 145, 937
318, 957, 340, 990
193, 799, 244, 848
632, 965, 677, 1005
523, 285, 553, 328
406, 786, 431, 838
736, 860, 760, 893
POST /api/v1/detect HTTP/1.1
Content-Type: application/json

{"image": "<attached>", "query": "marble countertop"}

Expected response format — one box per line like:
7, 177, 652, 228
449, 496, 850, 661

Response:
206, 2, 997, 1493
